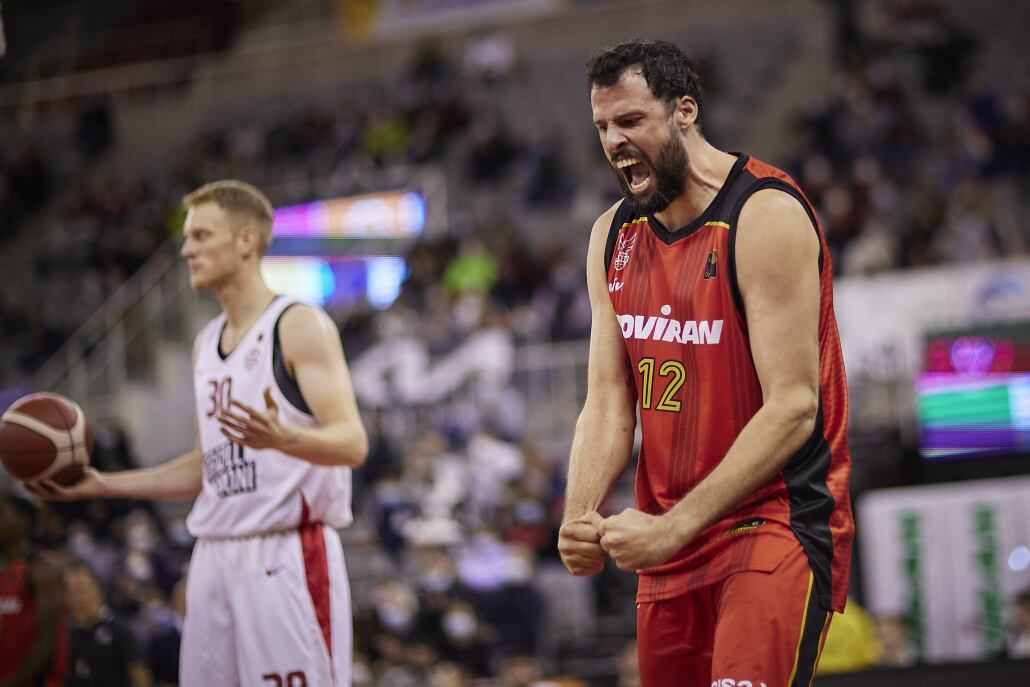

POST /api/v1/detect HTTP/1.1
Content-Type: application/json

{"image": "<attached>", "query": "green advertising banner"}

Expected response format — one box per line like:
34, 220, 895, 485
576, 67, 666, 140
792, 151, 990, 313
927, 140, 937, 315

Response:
859, 477, 1030, 663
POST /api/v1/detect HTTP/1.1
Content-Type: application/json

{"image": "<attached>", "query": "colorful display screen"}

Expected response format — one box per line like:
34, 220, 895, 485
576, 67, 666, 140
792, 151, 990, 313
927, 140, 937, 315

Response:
260, 190, 420, 310
261, 256, 407, 310
270, 189, 424, 252
917, 322, 1030, 459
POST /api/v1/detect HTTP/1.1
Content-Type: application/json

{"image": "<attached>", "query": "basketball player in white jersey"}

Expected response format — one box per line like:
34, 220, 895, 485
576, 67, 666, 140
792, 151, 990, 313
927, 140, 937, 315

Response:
29, 180, 368, 686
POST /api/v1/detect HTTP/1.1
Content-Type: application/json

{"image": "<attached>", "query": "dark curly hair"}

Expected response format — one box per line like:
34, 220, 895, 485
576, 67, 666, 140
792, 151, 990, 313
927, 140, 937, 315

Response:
586, 40, 704, 123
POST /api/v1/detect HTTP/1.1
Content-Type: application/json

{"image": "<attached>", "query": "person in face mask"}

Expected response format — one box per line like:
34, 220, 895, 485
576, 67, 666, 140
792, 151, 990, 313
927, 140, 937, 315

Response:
373, 581, 419, 634
437, 601, 494, 679
364, 580, 440, 681
414, 546, 460, 635
417, 547, 458, 596
147, 579, 186, 687
65, 562, 152, 687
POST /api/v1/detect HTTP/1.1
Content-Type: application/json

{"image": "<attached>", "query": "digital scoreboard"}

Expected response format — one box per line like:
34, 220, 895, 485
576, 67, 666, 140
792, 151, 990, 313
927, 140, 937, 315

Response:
261, 189, 424, 309
916, 321, 1030, 459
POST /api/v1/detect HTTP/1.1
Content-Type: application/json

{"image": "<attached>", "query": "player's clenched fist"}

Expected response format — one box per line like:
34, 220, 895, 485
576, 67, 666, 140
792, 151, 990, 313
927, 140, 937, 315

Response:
599, 508, 682, 571
558, 511, 607, 576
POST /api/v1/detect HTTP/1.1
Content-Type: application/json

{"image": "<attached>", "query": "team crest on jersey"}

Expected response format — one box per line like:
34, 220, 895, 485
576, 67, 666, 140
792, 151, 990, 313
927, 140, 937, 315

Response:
613, 233, 637, 271
704, 250, 718, 279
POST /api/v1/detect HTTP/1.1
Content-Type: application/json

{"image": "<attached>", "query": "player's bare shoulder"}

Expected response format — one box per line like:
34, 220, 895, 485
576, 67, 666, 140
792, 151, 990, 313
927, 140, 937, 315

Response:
278, 303, 337, 340
736, 189, 819, 255
586, 199, 626, 288
277, 304, 343, 368
590, 199, 626, 246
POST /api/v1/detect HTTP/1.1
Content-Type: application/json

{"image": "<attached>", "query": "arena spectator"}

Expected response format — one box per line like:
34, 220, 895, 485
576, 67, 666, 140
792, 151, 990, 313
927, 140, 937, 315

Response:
1009, 588, 1030, 659
0, 495, 66, 686
64, 561, 152, 687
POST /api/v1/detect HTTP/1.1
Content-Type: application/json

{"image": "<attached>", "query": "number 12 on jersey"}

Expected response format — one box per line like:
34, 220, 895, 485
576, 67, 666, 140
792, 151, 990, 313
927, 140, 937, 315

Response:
637, 357, 685, 412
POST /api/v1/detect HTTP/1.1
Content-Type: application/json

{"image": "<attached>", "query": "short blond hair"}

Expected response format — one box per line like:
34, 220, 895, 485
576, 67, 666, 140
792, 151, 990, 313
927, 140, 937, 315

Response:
183, 180, 275, 254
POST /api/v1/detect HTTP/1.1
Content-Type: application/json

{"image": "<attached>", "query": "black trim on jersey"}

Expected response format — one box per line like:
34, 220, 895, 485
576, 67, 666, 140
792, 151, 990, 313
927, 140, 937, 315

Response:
216, 296, 284, 361
783, 396, 836, 611
603, 154, 752, 271
645, 153, 750, 245
604, 199, 636, 273
791, 592, 829, 687
726, 178, 824, 320
216, 319, 232, 360
273, 303, 313, 415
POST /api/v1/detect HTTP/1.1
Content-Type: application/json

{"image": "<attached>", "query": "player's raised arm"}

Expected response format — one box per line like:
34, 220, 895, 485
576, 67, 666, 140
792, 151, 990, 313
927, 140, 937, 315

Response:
558, 203, 639, 576
657, 188, 821, 548
217, 304, 368, 467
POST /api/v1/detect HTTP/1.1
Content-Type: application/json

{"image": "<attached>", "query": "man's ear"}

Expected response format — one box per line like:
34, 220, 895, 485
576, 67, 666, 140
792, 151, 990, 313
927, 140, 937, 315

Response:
674, 96, 699, 132
237, 224, 260, 257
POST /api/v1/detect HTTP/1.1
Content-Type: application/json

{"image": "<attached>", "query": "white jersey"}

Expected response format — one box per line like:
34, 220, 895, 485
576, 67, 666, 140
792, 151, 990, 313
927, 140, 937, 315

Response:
186, 296, 353, 539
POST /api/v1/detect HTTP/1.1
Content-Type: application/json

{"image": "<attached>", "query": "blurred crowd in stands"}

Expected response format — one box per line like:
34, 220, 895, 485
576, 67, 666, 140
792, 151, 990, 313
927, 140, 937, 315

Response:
2, 0, 1030, 684
2, 410, 642, 685
0, 29, 583, 383
1, 4, 1028, 384
789, 0, 1029, 275
6, 408, 1030, 684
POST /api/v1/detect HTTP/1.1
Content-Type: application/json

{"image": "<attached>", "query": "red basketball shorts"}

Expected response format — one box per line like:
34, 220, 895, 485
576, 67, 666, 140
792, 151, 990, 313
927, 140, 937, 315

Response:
636, 542, 831, 687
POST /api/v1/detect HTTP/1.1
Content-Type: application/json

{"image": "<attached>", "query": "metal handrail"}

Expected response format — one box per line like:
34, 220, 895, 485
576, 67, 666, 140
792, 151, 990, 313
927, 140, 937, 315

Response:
34, 235, 192, 398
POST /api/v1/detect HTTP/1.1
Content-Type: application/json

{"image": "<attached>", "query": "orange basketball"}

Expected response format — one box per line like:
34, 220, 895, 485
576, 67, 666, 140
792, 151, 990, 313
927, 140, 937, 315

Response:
0, 392, 93, 486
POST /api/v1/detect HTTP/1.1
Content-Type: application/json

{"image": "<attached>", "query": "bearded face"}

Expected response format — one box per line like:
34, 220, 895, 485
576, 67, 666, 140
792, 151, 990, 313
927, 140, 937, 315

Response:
610, 121, 689, 216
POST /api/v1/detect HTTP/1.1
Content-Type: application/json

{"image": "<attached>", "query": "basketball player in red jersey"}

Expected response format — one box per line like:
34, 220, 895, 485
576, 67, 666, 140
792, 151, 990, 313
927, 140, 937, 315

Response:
0, 496, 66, 687
558, 41, 854, 686
29, 181, 368, 686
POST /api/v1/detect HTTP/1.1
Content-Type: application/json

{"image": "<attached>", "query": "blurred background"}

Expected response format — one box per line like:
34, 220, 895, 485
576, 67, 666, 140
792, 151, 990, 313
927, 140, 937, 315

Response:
0, 0, 1028, 685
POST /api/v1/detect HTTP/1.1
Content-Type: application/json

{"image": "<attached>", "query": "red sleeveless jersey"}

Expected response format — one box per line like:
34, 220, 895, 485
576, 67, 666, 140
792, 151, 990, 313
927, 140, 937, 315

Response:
604, 154, 854, 611
0, 557, 67, 685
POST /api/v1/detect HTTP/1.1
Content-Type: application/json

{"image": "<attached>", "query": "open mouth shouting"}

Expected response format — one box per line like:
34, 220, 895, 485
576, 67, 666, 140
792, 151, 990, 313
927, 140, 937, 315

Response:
615, 156, 653, 195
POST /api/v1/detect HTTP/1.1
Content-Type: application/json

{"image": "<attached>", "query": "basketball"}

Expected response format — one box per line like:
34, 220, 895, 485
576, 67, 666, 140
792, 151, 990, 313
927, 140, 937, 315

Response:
0, 392, 93, 486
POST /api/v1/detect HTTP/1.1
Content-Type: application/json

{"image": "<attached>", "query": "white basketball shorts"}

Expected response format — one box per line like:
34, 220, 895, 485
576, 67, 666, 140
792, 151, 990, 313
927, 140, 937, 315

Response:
180, 523, 352, 686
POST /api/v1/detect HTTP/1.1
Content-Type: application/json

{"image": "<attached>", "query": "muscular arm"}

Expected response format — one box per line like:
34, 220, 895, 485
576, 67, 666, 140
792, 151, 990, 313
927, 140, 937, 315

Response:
563, 205, 638, 521
227, 305, 368, 467
559, 204, 638, 575
3, 559, 62, 687
661, 189, 821, 546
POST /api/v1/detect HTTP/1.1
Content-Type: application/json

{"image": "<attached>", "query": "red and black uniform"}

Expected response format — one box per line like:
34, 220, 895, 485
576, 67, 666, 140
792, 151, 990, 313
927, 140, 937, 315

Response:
0, 556, 68, 687
605, 154, 854, 686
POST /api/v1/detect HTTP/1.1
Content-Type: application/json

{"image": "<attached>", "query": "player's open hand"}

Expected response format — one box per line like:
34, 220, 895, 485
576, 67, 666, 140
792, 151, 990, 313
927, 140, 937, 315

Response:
558, 511, 607, 576
24, 467, 107, 501
217, 388, 294, 451
599, 508, 682, 571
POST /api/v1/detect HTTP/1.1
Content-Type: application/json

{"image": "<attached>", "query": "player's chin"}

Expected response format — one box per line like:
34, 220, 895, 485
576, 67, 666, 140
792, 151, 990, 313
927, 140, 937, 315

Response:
189, 274, 211, 290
